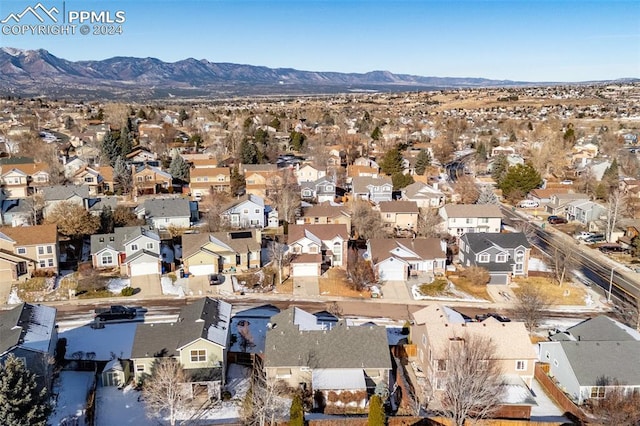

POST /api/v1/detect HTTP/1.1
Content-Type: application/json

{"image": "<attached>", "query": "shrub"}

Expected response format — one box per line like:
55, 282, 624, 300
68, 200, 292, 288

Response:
462, 266, 490, 285
168, 273, 177, 283
121, 287, 135, 296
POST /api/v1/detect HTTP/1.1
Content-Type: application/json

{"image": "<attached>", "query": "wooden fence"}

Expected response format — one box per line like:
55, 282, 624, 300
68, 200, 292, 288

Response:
534, 363, 585, 423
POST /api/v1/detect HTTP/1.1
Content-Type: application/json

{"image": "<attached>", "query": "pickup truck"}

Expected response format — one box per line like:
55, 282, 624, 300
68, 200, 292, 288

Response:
95, 305, 137, 321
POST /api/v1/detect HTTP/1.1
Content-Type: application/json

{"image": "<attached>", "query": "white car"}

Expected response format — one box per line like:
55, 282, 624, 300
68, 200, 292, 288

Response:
518, 200, 539, 208
575, 231, 595, 240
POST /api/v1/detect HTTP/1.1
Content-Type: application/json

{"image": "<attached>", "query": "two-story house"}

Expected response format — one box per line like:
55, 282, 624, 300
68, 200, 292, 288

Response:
264, 307, 391, 413
242, 164, 282, 199
351, 176, 393, 204
181, 230, 261, 276
0, 163, 49, 198
90, 226, 161, 277
0, 231, 36, 285
544, 193, 589, 216
439, 204, 502, 237
220, 194, 265, 229
378, 200, 419, 232
1, 224, 59, 275
539, 316, 640, 405
288, 224, 349, 277
401, 181, 446, 208
296, 163, 326, 184
132, 164, 172, 195
40, 184, 90, 219
131, 297, 232, 399
300, 177, 337, 204
189, 167, 231, 200
300, 203, 352, 235
71, 166, 115, 196
138, 198, 193, 231
458, 232, 531, 285
366, 237, 446, 281
411, 305, 537, 415
565, 200, 606, 227
0, 303, 57, 389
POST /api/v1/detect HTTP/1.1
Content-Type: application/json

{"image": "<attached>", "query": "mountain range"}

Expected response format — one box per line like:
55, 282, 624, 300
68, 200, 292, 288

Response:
0, 47, 609, 100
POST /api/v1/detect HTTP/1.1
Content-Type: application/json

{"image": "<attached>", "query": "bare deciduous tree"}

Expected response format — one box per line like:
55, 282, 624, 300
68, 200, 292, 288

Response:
142, 358, 188, 426
242, 362, 289, 426
605, 189, 623, 242
202, 191, 232, 232
513, 284, 550, 332
267, 239, 289, 286
44, 201, 100, 240
552, 239, 578, 287
347, 251, 376, 290
417, 207, 443, 238
589, 380, 640, 426
351, 200, 386, 240
438, 334, 505, 426
453, 175, 480, 204
266, 171, 300, 225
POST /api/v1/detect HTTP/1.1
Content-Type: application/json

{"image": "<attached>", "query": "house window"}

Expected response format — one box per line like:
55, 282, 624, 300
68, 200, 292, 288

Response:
459, 241, 465, 252
17, 247, 26, 255
255, 209, 260, 214
39, 260, 46, 268
137, 176, 143, 182
85, 177, 93, 183
47, 245, 52, 254
515, 250, 524, 262
515, 360, 527, 371
145, 175, 152, 181
47, 258, 54, 267
435, 378, 446, 390
309, 246, 318, 254
146, 242, 154, 250
496, 254, 506, 263
217, 176, 225, 182
131, 244, 138, 251
314, 217, 320, 223
102, 254, 113, 264
436, 360, 447, 372
478, 254, 489, 263
590, 387, 605, 399
303, 190, 312, 197
465, 218, 472, 224
333, 241, 342, 264
243, 209, 249, 214
190, 349, 206, 363
38, 246, 45, 255
480, 217, 489, 224
275, 368, 292, 378
136, 364, 145, 373
386, 213, 392, 219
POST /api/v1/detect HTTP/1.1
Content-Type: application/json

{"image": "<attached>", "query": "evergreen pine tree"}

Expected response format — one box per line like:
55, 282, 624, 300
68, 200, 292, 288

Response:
113, 156, 132, 195
240, 138, 259, 164
476, 186, 499, 205
414, 149, 431, 176
602, 159, 619, 188
475, 143, 487, 161
102, 132, 120, 167
370, 126, 382, 141
169, 152, 190, 181
392, 172, 414, 190
230, 165, 246, 195
490, 154, 508, 183
118, 125, 133, 158
367, 394, 385, 426
380, 148, 403, 175
0, 355, 51, 426
498, 163, 542, 199
289, 394, 305, 426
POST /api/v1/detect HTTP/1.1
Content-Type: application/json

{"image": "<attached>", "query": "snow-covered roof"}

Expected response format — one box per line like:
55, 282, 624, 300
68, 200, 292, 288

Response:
207, 300, 232, 347
293, 307, 325, 331
21, 304, 56, 353
312, 368, 366, 390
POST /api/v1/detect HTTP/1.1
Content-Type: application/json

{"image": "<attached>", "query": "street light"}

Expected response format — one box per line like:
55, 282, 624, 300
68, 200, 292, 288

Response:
607, 266, 615, 302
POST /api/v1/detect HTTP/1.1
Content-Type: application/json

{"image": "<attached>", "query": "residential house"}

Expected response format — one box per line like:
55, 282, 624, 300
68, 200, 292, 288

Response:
90, 226, 161, 277
439, 204, 503, 237
528, 187, 571, 205
458, 232, 531, 284
189, 167, 231, 199
378, 201, 419, 232
181, 230, 261, 276
0, 231, 36, 285
1, 197, 35, 227
544, 193, 590, 216
300, 177, 337, 204
139, 198, 193, 230
131, 297, 232, 398
300, 203, 352, 235
87, 196, 118, 217
62, 156, 88, 179
351, 176, 393, 204
220, 194, 265, 229
539, 316, 640, 405
0, 162, 49, 198
126, 146, 158, 164
0, 303, 57, 388
40, 184, 90, 219
288, 224, 349, 277
242, 164, 282, 199
264, 307, 391, 412
347, 165, 379, 179
132, 164, 172, 195
491, 146, 516, 157
71, 166, 114, 196
565, 200, 606, 227
366, 238, 446, 281
401, 181, 446, 208
1, 224, 58, 275
296, 163, 326, 184
617, 219, 640, 249
411, 305, 537, 417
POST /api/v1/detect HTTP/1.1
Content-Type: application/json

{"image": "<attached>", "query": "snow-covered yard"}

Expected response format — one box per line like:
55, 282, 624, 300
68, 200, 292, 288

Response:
161, 276, 186, 296
59, 323, 137, 361
49, 371, 94, 426
107, 277, 131, 294
96, 385, 152, 426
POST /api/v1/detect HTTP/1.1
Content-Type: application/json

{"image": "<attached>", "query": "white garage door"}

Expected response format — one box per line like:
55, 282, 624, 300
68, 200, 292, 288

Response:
189, 264, 215, 276
292, 263, 319, 277
130, 262, 158, 276
379, 267, 405, 281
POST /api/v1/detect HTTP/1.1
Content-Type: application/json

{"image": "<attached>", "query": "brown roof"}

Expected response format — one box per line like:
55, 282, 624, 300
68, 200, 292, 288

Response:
190, 158, 218, 168
288, 224, 349, 244
190, 167, 230, 178
529, 188, 571, 199
0, 224, 57, 245
378, 201, 419, 213
347, 165, 378, 178
98, 166, 114, 181
291, 253, 322, 264
302, 203, 349, 219
441, 204, 502, 218
2, 163, 48, 176
369, 238, 445, 264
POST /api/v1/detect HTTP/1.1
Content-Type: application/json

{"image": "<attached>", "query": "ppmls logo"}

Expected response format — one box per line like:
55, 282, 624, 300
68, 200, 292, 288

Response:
2, 2, 126, 36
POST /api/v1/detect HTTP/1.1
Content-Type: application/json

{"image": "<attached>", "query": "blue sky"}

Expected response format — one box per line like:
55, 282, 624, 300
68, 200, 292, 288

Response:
0, 0, 638, 82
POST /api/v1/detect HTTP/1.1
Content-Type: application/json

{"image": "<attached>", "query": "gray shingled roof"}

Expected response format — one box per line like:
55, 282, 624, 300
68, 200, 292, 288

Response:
131, 297, 231, 359
463, 232, 531, 252
87, 196, 118, 213
351, 176, 392, 195
144, 198, 191, 218
181, 230, 260, 259
552, 315, 640, 342
91, 226, 159, 254
559, 340, 640, 386
41, 184, 90, 201
264, 307, 391, 370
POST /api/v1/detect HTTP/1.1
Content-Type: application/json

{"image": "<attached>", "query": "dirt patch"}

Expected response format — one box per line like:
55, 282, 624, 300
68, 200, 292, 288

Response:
512, 276, 587, 305
416, 278, 451, 297
448, 275, 489, 300
318, 269, 369, 298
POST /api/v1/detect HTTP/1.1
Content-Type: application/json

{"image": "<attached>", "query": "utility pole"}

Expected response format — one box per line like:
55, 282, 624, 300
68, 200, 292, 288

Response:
607, 267, 615, 302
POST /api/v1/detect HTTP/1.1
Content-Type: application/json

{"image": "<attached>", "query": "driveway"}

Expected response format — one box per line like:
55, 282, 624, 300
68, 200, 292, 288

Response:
130, 274, 162, 297
380, 280, 412, 301
293, 277, 319, 297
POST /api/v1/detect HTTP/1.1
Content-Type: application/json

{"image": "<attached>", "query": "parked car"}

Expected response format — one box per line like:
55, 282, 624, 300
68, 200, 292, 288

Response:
547, 216, 568, 224
598, 245, 628, 254
518, 200, 539, 208
95, 305, 137, 321
209, 274, 224, 285
575, 231, 595, 240
584, 234, 606, 243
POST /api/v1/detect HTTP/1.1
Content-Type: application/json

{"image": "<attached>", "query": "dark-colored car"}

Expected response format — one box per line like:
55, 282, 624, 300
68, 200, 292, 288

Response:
209, 274, 224, 285
547, 216, 568, 224
585, 234, 606, 243
95, 305, 137, 321
475, 313, 511, 323
598, 245, 627, 254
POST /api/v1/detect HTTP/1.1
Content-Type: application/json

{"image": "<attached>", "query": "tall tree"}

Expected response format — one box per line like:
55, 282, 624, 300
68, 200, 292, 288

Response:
490, 154, 508, 183
476, 186, 499, 205
367, 394, 386, 426
45, 201, 100, 240
113, 205, 145, 227
178, 109, 188, 125
392, 172, 414, 190
498, 163, 542, 200
602, 159, 619, 190
513, 284, 550, 332
0, 355, 51, 426
289, 131, 306, 151
142, 358, 187, 426
169, 152, 190, 181
439, 334, 505, 426
552, 239, 578, 287
347, 252, 376, 291
230, 165, 246, 195
266, 172, 300, 225
118, 125, 133, 158
414, 149, 432, 176
351, 201, 386, 240
101, 132, 120, 167
289, 394, 305, 426
241, 364, 288, 426
454, 175, 480, 204
240, 138, 259, 164
99, 205, 115, 234
113, 156, 132, 195
370, 126, 383, 141
380, 147, 403, 175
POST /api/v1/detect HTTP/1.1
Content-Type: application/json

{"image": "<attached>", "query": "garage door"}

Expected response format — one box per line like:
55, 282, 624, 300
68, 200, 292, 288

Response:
189, 264, 215, 276
379, 267, 405, 281
292, 263, 319, 277
130, 262, 159, 276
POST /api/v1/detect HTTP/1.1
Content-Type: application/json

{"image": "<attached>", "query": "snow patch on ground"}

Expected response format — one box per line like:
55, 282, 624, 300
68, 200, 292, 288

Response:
107, 277, 131, 294
95, 385, 152, 426
161, 276, 186, 296
49, 371, 94, 426
529, 257, 550, 272
7, 288, 22, 304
